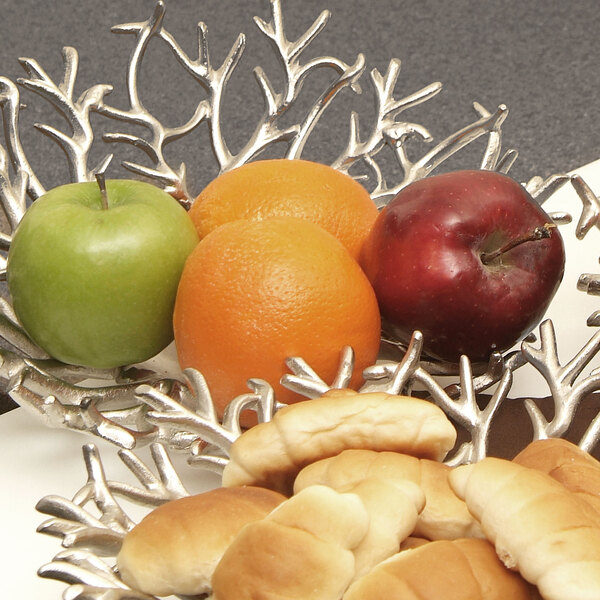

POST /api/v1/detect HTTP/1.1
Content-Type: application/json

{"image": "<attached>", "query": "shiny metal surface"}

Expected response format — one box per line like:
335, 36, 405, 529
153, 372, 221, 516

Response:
0, 0, 595, 460
0, 0, 595, 595
0, 0, 596, 456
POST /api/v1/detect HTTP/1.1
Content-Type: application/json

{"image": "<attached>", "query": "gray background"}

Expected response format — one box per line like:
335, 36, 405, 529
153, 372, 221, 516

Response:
0, 0, 599, 413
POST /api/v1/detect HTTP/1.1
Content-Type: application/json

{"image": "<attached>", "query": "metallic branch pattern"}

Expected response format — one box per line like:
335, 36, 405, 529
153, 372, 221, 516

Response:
0, 0, 594, 472
36, 443, 189, 598
0, 1, 593, 595
521, 319, 600, 447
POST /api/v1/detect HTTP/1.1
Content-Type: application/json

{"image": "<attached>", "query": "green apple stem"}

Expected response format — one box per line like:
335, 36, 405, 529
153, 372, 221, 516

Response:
480, 223, 556, 265
95, 173, 109, 210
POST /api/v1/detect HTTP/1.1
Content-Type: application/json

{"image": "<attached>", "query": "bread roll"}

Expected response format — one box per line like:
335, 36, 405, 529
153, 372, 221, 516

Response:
449, 457, 600, 600
338, 477, 425, 578
211, 485, 370, 600
117, 486, 285, 596
343, 538, 535, 600
295, 449, 483, 540
400, 536, 430, 550
513, 438, 600, 514
222, 390, 457, 494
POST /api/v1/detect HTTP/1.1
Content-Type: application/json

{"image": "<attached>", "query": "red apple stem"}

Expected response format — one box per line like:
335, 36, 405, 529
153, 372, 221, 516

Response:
480, 223, 556, 265
95, 173, 109, 210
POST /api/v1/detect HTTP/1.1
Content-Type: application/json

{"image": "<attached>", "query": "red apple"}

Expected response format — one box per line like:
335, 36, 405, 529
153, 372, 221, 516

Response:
360, 170, 566, 363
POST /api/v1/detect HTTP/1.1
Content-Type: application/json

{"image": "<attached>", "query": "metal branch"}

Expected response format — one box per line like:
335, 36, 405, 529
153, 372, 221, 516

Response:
17, 47, 113, 184
37, 442, 191, 558
0, 76, 45, 206
361, 331, 514, 463
135, 383, 239, 453
367, 104, 511, 203
570, 173, 600, 239
525, 172, 571, 205
332, 58, 442, 176
0, 132, 28, 233
404, 104, 508, 186
98, 1, 207, 202
280, 345, 358, 398
522, 319, 600, 438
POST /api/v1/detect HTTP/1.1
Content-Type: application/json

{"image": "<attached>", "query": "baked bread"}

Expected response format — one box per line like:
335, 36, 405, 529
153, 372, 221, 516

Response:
211, 485, 370, 600
116, 486, 285, 596
222, 390, 457, 494
513, 438, 600, 514
449, 457, 600, 600
400, 536, 431, 550
336, 476, 425, 578
294, 449, 483, 540
343, 538, 536, 600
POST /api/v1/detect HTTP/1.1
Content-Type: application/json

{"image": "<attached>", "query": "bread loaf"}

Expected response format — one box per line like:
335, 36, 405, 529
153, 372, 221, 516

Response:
343, 538, 536, 600
116, 486, 285, 596
449, 457, 600, 600
294, 449, 483, 540
211, 485, 370, 600
222, 390, 457, 494
513, 438, 600, 514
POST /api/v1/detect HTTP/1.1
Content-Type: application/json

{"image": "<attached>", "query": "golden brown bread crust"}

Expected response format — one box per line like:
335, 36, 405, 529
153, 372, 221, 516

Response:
334, 477, 425, 579
400, 536, 431, 550
222, 390, 457, 494
116, 486, 285, 597
513, 438, 600, 514
211, 485, 370, 600
449, 457, 600, 600
343, 538, 535, 600
294, 449, 483, 540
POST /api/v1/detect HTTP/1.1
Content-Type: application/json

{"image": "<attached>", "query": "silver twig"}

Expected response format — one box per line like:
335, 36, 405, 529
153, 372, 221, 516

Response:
37, 443, 187, 598
521, 319, 600, 446
569, 173, 600, 239
0, 77, 45, 201
97, 1, 202, 204
18, 46, 113, 184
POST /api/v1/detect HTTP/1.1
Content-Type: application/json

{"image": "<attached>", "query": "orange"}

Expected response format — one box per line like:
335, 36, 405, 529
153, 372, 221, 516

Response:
188, 158, 378, 260
173, 216, 381, 423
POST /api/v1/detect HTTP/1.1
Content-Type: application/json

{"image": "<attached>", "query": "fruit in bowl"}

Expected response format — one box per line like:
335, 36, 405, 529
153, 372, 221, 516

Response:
188, 158, 379, 261
7, 178, 199, 369
360, 169, 566, 364
173, 215, 381, 422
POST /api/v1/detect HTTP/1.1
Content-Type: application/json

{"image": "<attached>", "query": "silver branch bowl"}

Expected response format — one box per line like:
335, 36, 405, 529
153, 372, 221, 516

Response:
0, 1, 597, 596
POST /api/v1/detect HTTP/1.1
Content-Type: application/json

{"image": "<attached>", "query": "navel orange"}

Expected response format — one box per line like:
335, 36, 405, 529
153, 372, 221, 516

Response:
188, 158, 378, 260
173, 216, 381, 422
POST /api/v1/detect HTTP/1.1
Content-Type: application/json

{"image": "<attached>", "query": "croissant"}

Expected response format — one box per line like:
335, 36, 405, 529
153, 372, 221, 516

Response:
116, 486, 285, 597
513, 438, 600, 514
222, 389, 457, 494
211, 485, 370, 600
343, 538, 536, 600
294, 449, 483, 540
449, 457, 600, 600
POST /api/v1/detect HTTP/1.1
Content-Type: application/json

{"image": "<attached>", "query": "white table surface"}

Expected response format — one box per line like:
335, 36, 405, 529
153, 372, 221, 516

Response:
0, 405, 221, 597
1, 159, 600, 598
0, 407, 116, 597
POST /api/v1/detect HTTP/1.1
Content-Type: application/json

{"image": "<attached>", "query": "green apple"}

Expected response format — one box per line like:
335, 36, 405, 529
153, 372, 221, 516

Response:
7, 179, 199, 369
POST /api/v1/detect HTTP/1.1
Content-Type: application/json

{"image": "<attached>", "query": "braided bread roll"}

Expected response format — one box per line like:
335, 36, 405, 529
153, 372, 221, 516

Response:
334, 477, 425, 579
343, 538, 536, 600
211, 485, 370, 600
222, 390, 457, 495
294, 449, 483, 540
513, 438, 600, 514
449, 457, 600, 600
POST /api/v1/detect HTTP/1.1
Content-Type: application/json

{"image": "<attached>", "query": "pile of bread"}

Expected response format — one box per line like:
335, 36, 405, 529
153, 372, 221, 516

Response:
116, 389, 600, 599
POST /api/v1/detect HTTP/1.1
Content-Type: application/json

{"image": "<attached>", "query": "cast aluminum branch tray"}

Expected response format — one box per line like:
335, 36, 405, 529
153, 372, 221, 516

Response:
0, 1, 598, 598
